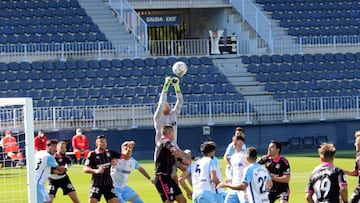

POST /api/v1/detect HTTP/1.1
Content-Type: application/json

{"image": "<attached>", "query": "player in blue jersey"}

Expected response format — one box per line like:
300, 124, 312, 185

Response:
306, 143, 348, 203
35, 140, 66, 203
179, 141, 220, 203
110, 140, 154, 203
218, 147, 272, 203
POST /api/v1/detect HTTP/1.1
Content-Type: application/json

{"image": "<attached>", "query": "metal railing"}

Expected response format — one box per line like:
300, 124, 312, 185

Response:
1, 35, 360, 62
1, 96, 360, 132
109, 0, 148, 54
230, 0, 274, 52
127, 0, 231, 8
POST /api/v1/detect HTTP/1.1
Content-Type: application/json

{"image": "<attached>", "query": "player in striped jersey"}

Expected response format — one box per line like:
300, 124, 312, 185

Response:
48, 141, 80, 203
179, 141, 220, 203
306, 143, 348, 203
218, 147, 272, 203
35, 140, 66, 203
110, 141, 153, 203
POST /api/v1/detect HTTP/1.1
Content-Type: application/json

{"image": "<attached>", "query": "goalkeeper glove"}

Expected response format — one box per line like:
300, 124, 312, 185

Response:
172, 77, 181, 92
162, 76, 172, 92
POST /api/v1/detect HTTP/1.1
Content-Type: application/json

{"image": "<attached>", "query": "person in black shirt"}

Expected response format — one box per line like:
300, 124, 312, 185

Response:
258, 141, 290, 203
48, 141, 80, 203
83, 135, 120, 203
305, 142, 348, 203
154, 125, 190, 203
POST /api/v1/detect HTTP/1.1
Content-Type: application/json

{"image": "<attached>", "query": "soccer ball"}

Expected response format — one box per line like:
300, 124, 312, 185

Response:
172, 61, 187, 77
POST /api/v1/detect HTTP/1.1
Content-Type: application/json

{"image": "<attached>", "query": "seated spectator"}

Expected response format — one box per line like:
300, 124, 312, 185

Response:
34, 129, 48, 152
0, 130, 24, 166
71, 128, 90, 164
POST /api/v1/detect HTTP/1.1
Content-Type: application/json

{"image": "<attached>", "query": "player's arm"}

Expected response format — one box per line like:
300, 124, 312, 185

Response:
339, 169, 349, 203
83, 152, 105, 174
223, 143, 232, 166
49, 156, 65, 173
170, 147, 191, 165
271, 161, 290, 183
217, 181, 248, 190
210, 159, 220, 185
178, 168, 192, 200
305, 191, 314, 203
138, 166, 154, 183
172, 77, 183, 114
343, 162, 359, 176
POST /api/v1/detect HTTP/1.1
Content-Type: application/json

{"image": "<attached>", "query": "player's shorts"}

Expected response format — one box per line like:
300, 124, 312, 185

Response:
350, 185, 360, 203
192, 190, 215, 203
114, 186, 137, 203
155, 174, 182, 202
48, 175, 76, 196
214, 191, 226, 203
224, 189, 248, 203
37, 184, 51, 203
89, 184, 117, 202
269, 190, 289, 203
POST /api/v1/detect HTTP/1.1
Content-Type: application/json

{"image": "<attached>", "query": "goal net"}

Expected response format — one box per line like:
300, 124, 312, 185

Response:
0, 98, 35, 203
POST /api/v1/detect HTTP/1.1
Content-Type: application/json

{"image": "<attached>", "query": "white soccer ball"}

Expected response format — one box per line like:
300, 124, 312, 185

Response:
172, 61, 187, 77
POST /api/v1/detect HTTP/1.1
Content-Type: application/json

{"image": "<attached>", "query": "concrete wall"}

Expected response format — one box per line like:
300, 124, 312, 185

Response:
44, 120, 360, 160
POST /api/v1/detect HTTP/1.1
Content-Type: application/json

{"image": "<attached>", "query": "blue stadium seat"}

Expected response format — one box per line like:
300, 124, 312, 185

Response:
112, 88, 123, 97
64, 89, 76, 99
100, 88, 112, 98
88, 89, 100, 98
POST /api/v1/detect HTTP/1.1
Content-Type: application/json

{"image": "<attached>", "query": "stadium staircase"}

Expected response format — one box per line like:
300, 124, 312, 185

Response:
78, 0, 145, 56
213, 57, 272, 101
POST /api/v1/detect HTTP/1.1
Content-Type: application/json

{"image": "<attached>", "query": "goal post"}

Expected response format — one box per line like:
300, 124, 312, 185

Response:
0, 98, 36, 203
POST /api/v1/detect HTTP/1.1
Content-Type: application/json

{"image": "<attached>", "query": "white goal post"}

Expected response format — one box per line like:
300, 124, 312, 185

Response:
0, 98, 36, 203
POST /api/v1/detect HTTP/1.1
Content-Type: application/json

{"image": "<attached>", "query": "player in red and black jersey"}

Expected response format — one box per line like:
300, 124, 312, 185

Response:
306, 143, 348, 203
258, 141, 290, 203
83, 135, 120, 203
48, 141, 80, 203
154, 125, 191, 203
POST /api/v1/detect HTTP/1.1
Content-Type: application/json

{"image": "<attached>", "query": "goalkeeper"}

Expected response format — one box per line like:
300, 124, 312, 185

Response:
153, 76, 183, 152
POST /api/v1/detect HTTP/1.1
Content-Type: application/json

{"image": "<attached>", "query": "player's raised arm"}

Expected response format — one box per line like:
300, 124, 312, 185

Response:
154, 76, 171, 121
171, 77, 183, 114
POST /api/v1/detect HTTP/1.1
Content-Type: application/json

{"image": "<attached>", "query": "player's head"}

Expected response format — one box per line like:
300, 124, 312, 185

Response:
95, 134, 107, 150
245, 147, 257, 163
200, 141, 217, 156
76, 128, 82, 135
57, 141, 67, 154
46, 139, 58, 155
354, 136, 360, 152
4, 130, 11, 137
235, 127, 245, 137
318, 142, 336, 162
38, 129, 44, 137
161, 124, 174, 139
234, 134, 245, 149
268, 141, 282, 156
121, 141, 134, 153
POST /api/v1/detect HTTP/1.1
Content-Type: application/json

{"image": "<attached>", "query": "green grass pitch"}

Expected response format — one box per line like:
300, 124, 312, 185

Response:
0, 151, 358, 202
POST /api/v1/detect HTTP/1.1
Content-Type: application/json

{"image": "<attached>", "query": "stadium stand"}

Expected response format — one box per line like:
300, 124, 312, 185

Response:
0, 0, 108, 44
0, 57, 245, 114
256, 0, 360, 37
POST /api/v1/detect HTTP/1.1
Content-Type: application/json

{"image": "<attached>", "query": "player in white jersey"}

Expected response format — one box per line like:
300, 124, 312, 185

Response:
221, 135, 248, 203
179, 141, 220, 203
219, 147, 272, 203
224, 127, 246, 182
212, 156, 226, 203
111, 141, 153, 203
35, 140, 65, 203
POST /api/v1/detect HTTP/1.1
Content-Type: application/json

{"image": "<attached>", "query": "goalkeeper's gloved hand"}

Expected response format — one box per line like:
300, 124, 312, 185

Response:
172, 77, 181, 92
163, 76, 172, 92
